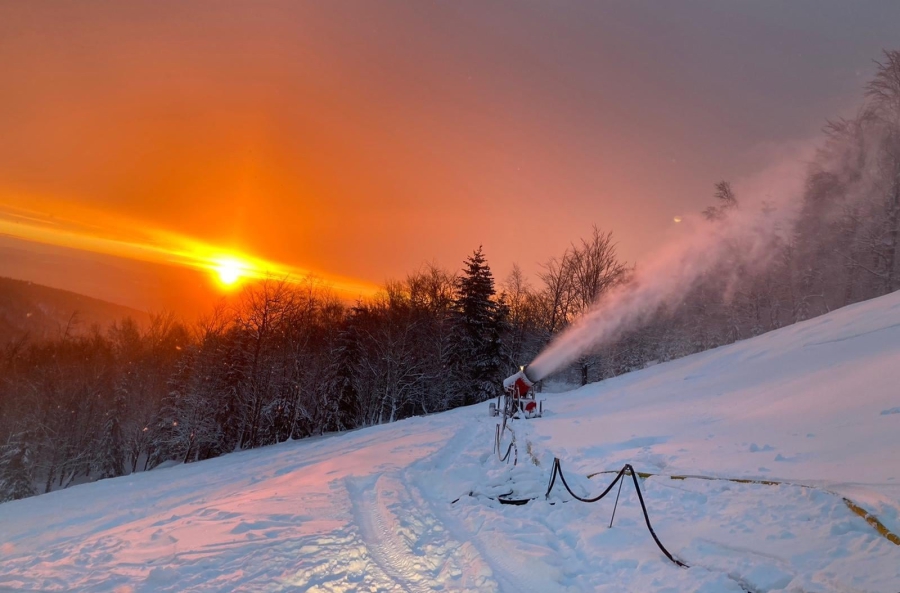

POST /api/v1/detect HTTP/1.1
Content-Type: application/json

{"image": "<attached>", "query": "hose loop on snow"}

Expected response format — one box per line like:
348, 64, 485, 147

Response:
551, 458, 687, 568
488, 392, 682, 566
497, 458, 688, 569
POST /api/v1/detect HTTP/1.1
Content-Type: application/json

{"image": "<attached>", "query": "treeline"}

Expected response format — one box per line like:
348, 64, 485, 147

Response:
2, 50, 899, 503
0, 249, 517, 501
0, 232, 633, 501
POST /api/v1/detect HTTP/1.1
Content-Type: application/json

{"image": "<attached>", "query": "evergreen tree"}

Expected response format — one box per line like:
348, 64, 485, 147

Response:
94, 388, 127, 479
330, 313, 363, 430
0, 435, 35, 502
450, 247, 508, 406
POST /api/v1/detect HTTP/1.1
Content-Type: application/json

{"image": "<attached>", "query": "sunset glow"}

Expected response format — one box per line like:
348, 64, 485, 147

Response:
2, 2, 898, 316
0, 199, 378, 303
214, 257, 248, 288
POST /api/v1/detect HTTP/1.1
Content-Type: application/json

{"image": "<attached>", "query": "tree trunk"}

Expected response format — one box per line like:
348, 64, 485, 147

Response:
886, 175, 900, 292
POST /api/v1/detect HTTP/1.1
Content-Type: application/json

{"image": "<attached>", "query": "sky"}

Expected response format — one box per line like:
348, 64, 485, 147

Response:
1, 1, 899, 315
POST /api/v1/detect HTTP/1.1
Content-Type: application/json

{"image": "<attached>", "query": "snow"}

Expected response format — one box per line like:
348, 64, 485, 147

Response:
2, 293, 900, 592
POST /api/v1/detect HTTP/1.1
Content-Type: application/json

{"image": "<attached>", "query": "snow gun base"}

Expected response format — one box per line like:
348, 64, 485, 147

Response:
494, 366, 544, 419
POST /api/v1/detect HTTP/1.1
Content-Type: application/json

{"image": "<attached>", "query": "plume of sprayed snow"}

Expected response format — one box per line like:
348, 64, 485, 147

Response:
528, 142, 816, 381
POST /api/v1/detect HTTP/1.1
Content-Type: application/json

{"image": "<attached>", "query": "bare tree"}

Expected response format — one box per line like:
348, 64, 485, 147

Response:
864, 50, 900, 292
537, 251, 575, 336
703, 181, 739, 221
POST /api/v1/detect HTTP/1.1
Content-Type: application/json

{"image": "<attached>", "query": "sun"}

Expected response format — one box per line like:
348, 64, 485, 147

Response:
214, 257, 247, 287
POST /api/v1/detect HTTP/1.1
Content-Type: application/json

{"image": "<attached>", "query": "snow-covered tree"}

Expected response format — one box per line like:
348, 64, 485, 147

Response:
93, 389, 126, 479
449, 247, 508, 406
703, 181, 739, 221
0, 435, 35, 502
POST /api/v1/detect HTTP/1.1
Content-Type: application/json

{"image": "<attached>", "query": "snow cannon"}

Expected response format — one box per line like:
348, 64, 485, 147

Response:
503, 366, 536, 397
493, 366, 543, 419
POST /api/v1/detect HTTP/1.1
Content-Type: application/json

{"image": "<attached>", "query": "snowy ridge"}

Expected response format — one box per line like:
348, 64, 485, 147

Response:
2, 293, 900, 591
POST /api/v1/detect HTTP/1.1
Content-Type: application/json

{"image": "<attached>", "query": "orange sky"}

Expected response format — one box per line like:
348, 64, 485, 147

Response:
1, 2, 898, 316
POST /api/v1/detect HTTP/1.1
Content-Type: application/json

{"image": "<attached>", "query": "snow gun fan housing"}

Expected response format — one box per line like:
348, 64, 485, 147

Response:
503, 366, 536, 397
495, 366, 542, 419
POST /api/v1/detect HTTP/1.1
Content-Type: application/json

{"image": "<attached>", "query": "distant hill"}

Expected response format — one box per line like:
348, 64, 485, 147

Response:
0, 277, 149, 345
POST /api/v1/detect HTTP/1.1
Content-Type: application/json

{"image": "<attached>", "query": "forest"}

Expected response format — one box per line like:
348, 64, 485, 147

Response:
1, 50, 899, 503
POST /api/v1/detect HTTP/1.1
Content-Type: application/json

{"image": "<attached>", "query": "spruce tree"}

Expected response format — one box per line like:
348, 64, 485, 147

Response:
94, 389, 127, 480
330, 310, 364, 431
450, 247, 508, 406
0, 436, 35, 502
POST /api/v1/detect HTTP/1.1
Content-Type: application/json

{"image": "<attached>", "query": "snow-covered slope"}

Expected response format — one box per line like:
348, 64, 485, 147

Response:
2, 293, 900, 592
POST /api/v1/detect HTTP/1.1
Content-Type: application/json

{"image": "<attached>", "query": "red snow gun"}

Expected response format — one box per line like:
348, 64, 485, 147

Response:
492, 365, 543, 419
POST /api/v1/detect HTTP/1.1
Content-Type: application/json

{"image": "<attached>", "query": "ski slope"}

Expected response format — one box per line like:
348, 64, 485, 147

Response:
2, 293, 900, 592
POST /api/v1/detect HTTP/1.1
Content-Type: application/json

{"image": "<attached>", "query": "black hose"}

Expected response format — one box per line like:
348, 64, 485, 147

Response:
624, 464, 689, 568
551, 459, 687, 568
495, 424, 517, 465
493, 458, 687, 568
552, 458, 630, 503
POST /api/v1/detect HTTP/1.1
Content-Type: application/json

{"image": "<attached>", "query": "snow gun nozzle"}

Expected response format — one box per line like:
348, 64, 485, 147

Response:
503, 365, 536, 397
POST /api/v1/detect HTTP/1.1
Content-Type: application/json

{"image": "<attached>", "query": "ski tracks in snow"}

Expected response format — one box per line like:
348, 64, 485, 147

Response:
341, 418, 575, 593
409, 418, 575, 593
346, 473, 495, 593
341, 420, 498, 593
